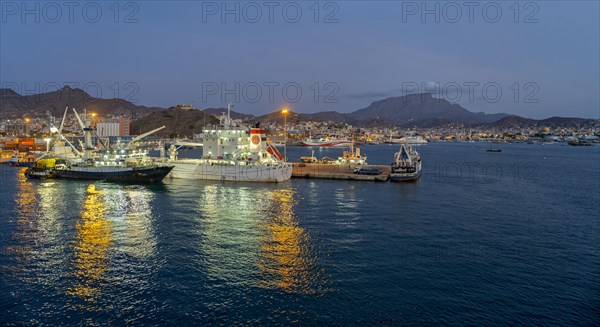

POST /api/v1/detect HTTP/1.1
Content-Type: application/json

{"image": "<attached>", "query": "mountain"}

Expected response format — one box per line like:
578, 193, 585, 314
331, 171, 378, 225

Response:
131, 108, 219, 138
250, 110, 357, 126
2, 88, 596, 129
486, 116, 597, 129
0, 86, 163, 119
351, 93, 510, 125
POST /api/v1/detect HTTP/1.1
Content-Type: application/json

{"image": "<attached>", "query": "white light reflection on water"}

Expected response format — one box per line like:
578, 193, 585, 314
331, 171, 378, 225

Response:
6, 170, 79, 293
194, 183, 325, 294
104, 185, 158, 260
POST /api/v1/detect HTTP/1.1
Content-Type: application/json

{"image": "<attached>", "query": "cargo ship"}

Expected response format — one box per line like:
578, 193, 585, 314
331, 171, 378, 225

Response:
159, 105, 292, 182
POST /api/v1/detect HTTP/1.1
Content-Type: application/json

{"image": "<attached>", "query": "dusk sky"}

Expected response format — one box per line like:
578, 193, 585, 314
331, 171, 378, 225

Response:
1, 1, 599, 118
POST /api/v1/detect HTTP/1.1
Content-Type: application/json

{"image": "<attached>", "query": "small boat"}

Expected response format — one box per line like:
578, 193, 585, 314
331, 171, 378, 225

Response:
568, 140, 593, 146
24, 158, 58, 179
390, 144, 421, 182
8, 151, 36, 167
337, 143, 367, 165
486, 145, 502, 152
300, 149, 319, 163
354, 167, 381, 175
25, 168, 55, 179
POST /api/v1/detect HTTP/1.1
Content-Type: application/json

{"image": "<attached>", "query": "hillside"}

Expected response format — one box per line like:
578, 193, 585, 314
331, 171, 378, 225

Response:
485, 116, 598, 129
131, 108, 219, 138
202, 107, 255, 121
0, 86, 163, 119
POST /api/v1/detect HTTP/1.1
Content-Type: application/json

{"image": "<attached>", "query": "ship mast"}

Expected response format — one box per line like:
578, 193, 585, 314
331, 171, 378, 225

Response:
72, 108, 94, 160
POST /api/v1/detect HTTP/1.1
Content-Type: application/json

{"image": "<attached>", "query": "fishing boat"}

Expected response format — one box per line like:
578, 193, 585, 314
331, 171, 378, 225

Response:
53, 151, 173, 182
26, 108, 173, 183
159, 104, 292, 182
390, 143, 422, 182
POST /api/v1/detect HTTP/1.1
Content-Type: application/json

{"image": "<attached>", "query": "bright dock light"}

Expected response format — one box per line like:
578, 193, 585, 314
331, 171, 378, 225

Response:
281, 107, 289, 162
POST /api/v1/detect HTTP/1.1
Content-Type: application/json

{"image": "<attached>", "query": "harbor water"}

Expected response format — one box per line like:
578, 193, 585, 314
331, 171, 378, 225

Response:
1, 143, 599, 325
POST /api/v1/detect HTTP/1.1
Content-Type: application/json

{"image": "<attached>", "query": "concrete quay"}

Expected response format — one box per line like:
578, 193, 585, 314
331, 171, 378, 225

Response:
291, 163, 390, 181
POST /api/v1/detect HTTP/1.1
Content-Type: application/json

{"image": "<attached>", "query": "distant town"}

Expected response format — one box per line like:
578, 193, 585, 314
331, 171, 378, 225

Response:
1, 103, 598, 159
1, 86, 599, 159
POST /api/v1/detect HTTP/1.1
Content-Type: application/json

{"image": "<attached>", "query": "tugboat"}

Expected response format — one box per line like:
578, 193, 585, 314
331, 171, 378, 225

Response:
24, 158, 58, 179
390, 143, 422, 182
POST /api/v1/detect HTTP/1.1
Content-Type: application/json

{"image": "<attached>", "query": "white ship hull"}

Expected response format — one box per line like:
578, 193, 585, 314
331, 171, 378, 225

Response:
301, 140, 352, 147
167, 160, 292, 182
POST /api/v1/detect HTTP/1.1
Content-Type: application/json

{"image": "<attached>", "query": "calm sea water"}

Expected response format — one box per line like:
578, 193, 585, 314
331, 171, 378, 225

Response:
1, 143, 599, 325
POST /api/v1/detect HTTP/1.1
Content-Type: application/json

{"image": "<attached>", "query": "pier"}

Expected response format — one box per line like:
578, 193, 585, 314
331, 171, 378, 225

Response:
291, 163, 390, 181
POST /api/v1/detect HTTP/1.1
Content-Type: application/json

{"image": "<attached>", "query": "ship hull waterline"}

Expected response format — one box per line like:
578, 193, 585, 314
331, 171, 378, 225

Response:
166, 161, 292, 183
54, 166, 174, 183
390, 171, 422, 182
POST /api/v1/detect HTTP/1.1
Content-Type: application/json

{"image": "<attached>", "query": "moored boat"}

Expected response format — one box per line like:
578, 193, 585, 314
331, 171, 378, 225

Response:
26, 108, 174, 183
390, 143, 422, 182
24, 158, 58, 179
158, 104, 292, 182
385, 136, 428, 145
336, 143, 367, 165
301, 131, 352, 147
54, 163, 173, 182
8, 151, 37, 167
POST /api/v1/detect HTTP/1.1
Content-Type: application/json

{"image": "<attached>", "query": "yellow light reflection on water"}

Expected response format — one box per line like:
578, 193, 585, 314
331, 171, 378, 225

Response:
68, 185, 113, 302
258, 188, 320, 294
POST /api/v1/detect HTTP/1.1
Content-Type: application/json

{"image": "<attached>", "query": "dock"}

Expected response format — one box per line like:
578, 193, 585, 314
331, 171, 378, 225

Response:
291, 163, 390, 181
